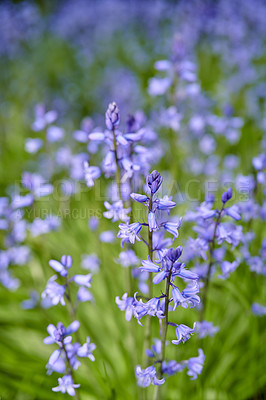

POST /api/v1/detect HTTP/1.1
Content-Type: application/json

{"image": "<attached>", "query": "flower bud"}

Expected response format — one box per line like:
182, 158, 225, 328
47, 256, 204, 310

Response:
105, 102, 120, 130
221, 187, 233, 204
146, 170, 163, 194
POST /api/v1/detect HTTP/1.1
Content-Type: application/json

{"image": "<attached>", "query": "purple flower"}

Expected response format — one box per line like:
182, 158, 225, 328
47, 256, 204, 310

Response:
117, 222, 142, 245
88, 216, 99, 231
135, 365, 165, 387
32, 105, 57, 131
11, 194, 34, 209
218, 259, 240, 279
46, 126, 64, 142
163, 218, 182, 239
42, 275, 65, 306
196, 321, 219, 339
49, 255, 72, 277
155, 197, 176, 211
224, 205, 241, 221
77, 337, 96, 361
162, 360, 185, 376
105, 102, 120, 130
52, 375, 80, 396
44, 321, 80, 345
252, 303, 266, 316
147, 170, 163, 194
73, 273, 92, 288
81, 254, 99, 272
145, 339, 162, 358
103, 200, 130, 222
21, 291, 39, 310
171, 281, 200, 310
25, 138, 43, 153
148, 211, 158, 231
84, 161, 101, 187
115, 293, 136, 321
130, 193, 149, 204
117, 250, 139, 268
140, 247, 198, 284
77, 287, 93, 302
186, 349, 205, 380
172, 322, 196, 345
141, 256, 161, 273
99, 230, 115, 243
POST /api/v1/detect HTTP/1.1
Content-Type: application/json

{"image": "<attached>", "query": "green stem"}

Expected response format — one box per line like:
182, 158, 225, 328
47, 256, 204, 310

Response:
153, 266, 172, 400
62, 342, 81, 400
143, 195, 154, 365
112, 127, 122, 200
200, 205, 224, 322
65, 278, 81, 343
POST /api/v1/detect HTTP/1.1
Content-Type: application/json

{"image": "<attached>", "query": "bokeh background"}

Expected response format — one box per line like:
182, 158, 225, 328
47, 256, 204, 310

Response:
0, 1, 266, 399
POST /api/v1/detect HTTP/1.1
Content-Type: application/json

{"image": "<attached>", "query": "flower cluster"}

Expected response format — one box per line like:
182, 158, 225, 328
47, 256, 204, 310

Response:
116, 171, 204, 389
42, 255, 96, 394
86, 102, 162, 202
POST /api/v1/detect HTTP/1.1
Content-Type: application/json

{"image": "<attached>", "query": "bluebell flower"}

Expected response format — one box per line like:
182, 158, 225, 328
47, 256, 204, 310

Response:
218, 259, 240, 279
81, 253, 100, 272
21, 290, 39, 310
77, 337, 96, 361
49, 255, 72, 277
248, 256, 266, 276
135, 365, 165, 387
179, 281, 200, 309
99, 230, 115, 243
133, 295, 165, 323
11, 194, 34, 209
73, 273, 92, 288
146, 170, 163, 194
30, 215, 61, 237
238, 199, 259, 222
117, 222, 142, 246
77, 287, 93, 302
65, 343, 81, 370
42, 275, 65, 306
130, 193, 149, 204
52, 375, 80, 396
115, 293, 136, 321
162, 218, 182, 239
171, 322, 196, 345
46, 126, 64, 142
25, 138, 43, 153
217, 223, 243, 248
196, 321, 219, 339
140, 247, 199, 284
88, 216, 99, 231
252, 303, 266, 316
148, 76, 171, 96
44, 321, 80, 345
222, 187, 233, 204
162, 360, 186, 376
46, 355, 66, 375
183, 237, 208, 261
105, 102, 120, 130
148, 211, 158, 231
145, 339, 162, 358
186, 349, 205, 380
117, 249, 139, 268
155, 197, 176, 211
84, 161, 101, 187
31, 104, 57, 131
224, 204, 241, 221
103, 200, 130, 222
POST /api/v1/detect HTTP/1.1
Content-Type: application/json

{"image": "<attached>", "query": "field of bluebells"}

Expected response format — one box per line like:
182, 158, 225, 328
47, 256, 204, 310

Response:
1, 1, 266, 399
